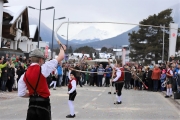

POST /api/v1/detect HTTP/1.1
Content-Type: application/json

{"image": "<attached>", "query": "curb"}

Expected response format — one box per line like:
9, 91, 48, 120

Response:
161, 91, 180, 110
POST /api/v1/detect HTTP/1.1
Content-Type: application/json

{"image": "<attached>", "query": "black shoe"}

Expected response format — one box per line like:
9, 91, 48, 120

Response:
114, 101, 122, 104
66, 114, 75, 118
169, 95, 172, 97
114, 92, 116, 94
165, 95, 169, 98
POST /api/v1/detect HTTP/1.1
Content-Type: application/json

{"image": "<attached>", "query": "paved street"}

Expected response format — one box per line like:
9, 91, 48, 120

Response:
0, 86, 180, 120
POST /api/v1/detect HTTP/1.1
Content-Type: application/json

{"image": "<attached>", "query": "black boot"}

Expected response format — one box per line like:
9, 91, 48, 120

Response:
114, 101, 122, 104
66, 114, 76, 118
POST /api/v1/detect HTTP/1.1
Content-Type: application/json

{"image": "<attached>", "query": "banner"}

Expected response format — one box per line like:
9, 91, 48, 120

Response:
122, 48, 126, 66
45, 46, 48, 58
169, 23, 178, 59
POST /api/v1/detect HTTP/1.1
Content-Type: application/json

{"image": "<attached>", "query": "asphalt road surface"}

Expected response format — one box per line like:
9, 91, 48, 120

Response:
0, 85, 180, 120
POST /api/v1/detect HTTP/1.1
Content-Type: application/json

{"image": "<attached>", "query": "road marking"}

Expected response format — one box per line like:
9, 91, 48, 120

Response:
82, 103, 90, 108
98, 93, 102, 96
92, 97, 97, 101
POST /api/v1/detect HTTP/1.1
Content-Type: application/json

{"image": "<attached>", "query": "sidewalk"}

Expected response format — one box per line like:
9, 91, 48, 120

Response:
162, 91, 180, 110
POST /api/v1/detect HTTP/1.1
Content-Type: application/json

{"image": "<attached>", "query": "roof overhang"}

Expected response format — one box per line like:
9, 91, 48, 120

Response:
3, 0, 8, 3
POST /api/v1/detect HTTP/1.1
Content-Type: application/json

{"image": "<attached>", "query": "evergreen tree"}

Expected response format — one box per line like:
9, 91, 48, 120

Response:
68, 46, 73, 53
128, 9, 180, 64
101, 47, 107, 52
74, 46, 96, 53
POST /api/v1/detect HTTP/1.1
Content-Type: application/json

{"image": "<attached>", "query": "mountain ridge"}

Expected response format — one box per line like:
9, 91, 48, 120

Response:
29, 3, 180, 50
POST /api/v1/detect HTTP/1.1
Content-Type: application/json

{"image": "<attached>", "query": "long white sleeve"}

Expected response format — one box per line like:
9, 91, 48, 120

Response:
41, 59, 58, 78
113, 68, 121, 82
18, 74, 27, 97
68, 80, 76, 93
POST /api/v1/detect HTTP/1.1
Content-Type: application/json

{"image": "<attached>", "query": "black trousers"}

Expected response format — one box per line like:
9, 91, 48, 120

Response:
6, 78, 14, 92
105, 77, 110, 86
125, 79, 130, 89
26, 97, 51, 120
115, 82, 124, 96
76, 77, 82, 87
148, 79, 153, 91
89, 76, 94, 86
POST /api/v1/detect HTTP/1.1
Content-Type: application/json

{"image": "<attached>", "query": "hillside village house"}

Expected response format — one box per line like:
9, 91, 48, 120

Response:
94, 45, 130, 63
0, 0, 8, 47
0, 5, 50, 58
2, 6, 31, 52
113, 45, 130, 63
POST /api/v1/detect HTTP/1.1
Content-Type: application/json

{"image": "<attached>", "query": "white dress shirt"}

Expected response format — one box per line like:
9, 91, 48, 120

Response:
113, 67, 122, 82
18, 59, 58, 97
68, 70, 76, 94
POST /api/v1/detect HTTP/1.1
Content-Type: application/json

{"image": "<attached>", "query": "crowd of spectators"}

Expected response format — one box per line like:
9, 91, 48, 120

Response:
0, 54, 29, 92
0, 53, 180, 100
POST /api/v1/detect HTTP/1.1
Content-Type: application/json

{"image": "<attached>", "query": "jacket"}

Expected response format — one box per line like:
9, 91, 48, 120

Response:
151, 68, 161, 80
57, 65, 62, 75
0, 63, 7, 77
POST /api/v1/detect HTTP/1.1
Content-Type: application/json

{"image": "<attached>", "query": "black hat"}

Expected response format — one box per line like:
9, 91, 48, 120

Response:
70, 71, 76, 77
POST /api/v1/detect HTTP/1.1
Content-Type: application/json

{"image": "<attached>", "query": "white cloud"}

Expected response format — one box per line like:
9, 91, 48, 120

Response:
5, 0, 180, 40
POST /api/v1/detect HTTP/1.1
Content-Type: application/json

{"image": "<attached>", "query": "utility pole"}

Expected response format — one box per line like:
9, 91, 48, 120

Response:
66, 18, 69, 58
162, 25, 165, 63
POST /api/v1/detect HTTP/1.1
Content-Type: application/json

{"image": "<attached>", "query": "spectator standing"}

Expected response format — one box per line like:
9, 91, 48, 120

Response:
74, 63, 82, 87
49, 69, 58, 90
143, 67, 149, 90
137, 69, 143, 90
151, 65, 161, 92
124, 66, 131, 89
0, 57, 8, 90
16, 63, 25, 83
89, 66, 95, 86
148, 67, 153, 91
7, 64, 15, 92
1, 60, 8, 91
105, 65, 112, 87
160, 69, 166, 91
165, 65, 173, 98
97, 64, 105, 87
57, 63, 63, 87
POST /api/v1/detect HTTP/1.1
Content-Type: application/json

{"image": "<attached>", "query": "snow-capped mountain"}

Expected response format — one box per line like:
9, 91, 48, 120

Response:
70, 26, 112, 41
71, 39, 100, 44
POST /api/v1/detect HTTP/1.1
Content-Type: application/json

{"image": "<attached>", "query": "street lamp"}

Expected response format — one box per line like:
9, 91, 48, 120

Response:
67, 18, 69, 55
28, 1, 54, 48
51, 8, 66, 58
